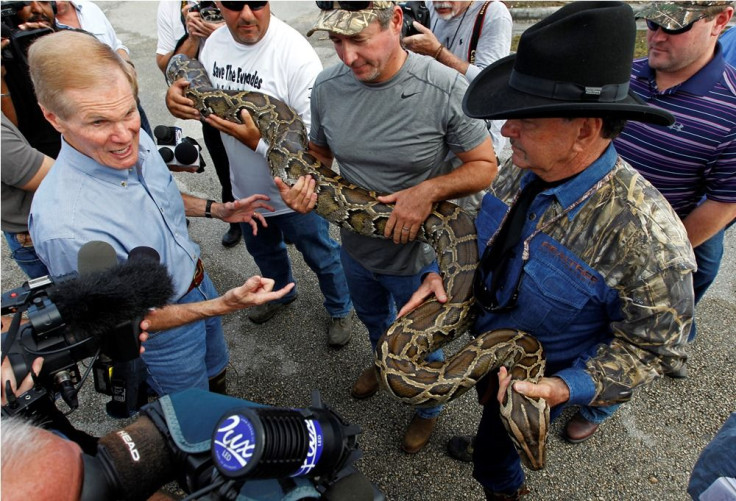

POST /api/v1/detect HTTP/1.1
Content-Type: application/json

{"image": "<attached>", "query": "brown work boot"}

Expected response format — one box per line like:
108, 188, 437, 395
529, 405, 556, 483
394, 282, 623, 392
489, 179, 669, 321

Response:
563, 411, 600, 443
351, 366, 379, 399
401, 414, 437, 454
484, 485, 530, 500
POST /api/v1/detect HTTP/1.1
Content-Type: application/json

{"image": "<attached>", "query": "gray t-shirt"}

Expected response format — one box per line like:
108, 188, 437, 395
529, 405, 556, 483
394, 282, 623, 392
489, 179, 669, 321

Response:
2, 114, 46, 233
310, 51, 489, 275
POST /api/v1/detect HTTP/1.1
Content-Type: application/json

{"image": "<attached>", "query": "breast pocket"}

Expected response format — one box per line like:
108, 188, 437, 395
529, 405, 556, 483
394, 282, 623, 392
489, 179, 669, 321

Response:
509, 237, 603, 334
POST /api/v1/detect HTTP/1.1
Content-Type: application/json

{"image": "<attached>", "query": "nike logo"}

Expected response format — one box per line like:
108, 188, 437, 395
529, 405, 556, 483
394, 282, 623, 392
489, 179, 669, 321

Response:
401, 91, 420, 99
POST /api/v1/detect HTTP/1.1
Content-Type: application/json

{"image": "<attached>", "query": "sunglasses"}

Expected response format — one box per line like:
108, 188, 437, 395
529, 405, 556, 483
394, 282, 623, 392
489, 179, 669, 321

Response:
473, 246, 525, 313
316, 2, 372, 11
219, 1, 268, 12
645, 16, 704, 35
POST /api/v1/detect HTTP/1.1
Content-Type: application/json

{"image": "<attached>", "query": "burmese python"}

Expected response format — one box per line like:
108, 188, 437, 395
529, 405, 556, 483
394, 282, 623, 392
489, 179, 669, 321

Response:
166, 55, 549, 470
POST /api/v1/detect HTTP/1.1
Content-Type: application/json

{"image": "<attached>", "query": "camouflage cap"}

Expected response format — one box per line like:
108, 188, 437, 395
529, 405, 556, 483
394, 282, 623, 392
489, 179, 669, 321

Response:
307, 1, 395, 37
637, 1, 733, 30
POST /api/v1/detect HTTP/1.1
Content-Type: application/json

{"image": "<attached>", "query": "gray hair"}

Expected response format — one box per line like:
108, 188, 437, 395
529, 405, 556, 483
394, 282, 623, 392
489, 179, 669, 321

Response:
28, 30, 136, 119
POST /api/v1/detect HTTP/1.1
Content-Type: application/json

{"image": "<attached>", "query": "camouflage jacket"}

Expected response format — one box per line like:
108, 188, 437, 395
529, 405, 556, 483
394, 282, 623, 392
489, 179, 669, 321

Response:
473, 145, 696, 406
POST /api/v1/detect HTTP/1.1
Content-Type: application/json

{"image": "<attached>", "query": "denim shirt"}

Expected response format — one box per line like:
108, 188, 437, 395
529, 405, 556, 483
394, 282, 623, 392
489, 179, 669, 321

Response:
29, 131, 200, 299
473, 144, 695, 407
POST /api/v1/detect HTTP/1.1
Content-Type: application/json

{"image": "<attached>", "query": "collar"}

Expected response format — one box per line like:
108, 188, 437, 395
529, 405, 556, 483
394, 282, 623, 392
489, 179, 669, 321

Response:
520, 142, 617, 217
635, 44, 726, 96
57, 135, 151, 186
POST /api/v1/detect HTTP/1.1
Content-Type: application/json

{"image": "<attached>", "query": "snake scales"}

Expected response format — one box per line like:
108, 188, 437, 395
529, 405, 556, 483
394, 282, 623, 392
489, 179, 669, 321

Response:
166, 55, 550, 470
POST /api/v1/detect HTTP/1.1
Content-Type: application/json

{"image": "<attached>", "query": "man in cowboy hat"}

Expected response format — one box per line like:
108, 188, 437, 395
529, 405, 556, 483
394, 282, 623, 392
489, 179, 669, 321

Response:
394, 2, 696, 498
566, 0, 736, 444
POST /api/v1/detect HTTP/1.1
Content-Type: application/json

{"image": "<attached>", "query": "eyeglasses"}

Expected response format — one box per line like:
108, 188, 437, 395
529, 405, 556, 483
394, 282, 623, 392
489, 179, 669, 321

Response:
316, 2, 372, 11
219, 1, 268, 12
645, 16, 704, 35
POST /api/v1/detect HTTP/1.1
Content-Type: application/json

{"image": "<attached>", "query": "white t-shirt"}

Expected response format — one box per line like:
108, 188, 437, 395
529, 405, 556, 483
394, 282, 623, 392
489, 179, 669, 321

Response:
156, 0, 186, 56
56, 0, 128, 53
198, 16, 322, 216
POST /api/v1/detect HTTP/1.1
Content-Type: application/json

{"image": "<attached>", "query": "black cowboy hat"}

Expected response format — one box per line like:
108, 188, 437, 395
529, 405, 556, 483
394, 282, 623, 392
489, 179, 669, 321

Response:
464, 1, 674, 126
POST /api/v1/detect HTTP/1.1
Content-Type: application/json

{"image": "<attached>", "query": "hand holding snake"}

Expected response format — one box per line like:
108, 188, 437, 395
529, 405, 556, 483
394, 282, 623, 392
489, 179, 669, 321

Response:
166, 55, 550, 470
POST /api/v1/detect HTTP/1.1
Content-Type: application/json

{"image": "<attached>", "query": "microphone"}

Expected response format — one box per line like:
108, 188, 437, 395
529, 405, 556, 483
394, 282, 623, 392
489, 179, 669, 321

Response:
127, 245, 162, 264
47, 244, 174, 344
157, 146, 175, 163
82, 415, 177, 501
174, 139, 200, 165
77, 240, 118, 276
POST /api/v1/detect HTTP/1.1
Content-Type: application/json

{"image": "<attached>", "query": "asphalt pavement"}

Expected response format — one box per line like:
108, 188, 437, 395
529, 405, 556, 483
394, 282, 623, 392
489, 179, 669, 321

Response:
2, 2, 735, 500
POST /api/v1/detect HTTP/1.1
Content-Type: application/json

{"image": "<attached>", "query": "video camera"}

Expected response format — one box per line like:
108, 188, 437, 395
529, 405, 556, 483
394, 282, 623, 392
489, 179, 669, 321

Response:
1, 1, 54, 67
82, 388, 383, 500
154, 125, 206, 173
399, 1, 430, 38
1, 243, 173, 420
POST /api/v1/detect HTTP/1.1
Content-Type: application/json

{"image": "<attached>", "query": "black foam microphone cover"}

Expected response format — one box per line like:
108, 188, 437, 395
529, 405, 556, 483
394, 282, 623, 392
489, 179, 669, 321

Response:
174, 141, 199, 165
158, 146, 174, 163
47, 258, 174, 341
128, 246, 161, 264
153, 125, 176, 144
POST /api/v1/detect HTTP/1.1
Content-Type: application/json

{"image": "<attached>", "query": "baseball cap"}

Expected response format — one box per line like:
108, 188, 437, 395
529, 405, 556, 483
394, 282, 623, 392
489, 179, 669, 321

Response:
637, 1, 733, 30
307, 1, 395, 37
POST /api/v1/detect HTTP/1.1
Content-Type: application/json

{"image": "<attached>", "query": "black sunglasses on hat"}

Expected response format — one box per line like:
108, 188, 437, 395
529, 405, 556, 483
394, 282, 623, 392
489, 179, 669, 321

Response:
220, 1, 268, 12
645, 16, 705, 35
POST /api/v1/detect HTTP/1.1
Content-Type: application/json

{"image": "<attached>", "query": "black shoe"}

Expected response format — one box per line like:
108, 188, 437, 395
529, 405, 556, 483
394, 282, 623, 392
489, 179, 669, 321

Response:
222, 224, 242, 248
447, 435, 474, 463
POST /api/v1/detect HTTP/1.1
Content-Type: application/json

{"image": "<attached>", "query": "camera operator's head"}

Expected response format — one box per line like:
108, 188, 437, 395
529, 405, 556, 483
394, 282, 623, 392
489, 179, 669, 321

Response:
1, 417, 84, 501
14, 1, 56, 28
431, 1, 471, 21
28, 30, 141, 170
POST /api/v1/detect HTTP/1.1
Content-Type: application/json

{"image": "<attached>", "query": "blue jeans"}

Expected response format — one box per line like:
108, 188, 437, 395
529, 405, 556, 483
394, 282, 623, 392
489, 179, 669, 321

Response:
690, 228, 725, 340
142, 272, 229, 396
3, 231, 49, 279
340, 248, 443, 419
472, 368, 566, 494
240, 211, 352, 318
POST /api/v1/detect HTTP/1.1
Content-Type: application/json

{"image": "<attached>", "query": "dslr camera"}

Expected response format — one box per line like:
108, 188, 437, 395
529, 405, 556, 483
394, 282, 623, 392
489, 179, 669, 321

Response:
399, 1, 430, 38
154, 125, 205, 173
188, 0, 223, 23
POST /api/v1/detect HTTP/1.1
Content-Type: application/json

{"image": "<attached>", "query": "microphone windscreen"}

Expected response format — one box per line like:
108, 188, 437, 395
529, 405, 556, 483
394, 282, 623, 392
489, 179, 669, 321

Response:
128, 246, 160, 264
77, 241, 118, 276
47, 259, 174, 340
174, 141, 199, 165
153, 125, 174, 144
158, 147, 174, 163
96, 416, 177, 501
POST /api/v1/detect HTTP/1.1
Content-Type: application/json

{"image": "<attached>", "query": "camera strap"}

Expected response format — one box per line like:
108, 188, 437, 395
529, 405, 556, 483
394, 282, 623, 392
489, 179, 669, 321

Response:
468, 1, 491, 65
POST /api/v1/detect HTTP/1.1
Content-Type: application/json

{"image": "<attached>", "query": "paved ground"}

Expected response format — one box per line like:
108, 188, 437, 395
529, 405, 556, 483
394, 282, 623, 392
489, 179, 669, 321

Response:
2, 3, 735, 500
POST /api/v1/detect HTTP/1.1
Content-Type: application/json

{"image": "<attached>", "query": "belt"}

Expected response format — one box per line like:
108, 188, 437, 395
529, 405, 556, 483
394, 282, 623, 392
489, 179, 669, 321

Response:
186, 258, 205, 294
15, 232, 33, 247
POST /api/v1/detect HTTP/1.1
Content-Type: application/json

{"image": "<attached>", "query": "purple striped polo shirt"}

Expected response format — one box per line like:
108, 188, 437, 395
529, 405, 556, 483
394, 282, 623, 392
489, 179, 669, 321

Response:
613, 44, 736, 219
